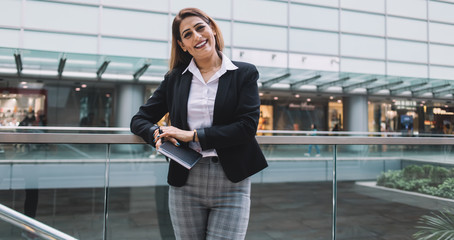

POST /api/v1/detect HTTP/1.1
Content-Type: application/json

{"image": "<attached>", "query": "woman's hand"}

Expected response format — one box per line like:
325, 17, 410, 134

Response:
153, 126, 194, 149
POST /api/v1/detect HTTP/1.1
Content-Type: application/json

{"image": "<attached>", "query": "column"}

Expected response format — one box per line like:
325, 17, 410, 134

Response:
115, 84, 144, 128
114, 84, 145, 152
343, 96, 368, 132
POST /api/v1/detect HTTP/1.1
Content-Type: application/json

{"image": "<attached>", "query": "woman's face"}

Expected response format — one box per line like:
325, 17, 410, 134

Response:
178, 16, 217, 60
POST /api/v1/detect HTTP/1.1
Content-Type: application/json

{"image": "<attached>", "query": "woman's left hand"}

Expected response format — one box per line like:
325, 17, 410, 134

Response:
157, 126, 194, 143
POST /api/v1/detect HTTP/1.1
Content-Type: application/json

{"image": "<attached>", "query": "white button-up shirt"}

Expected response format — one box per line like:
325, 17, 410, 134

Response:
182, 53, 238, 157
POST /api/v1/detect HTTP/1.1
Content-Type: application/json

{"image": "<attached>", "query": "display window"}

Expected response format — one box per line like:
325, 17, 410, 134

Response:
0, 88, 47, 127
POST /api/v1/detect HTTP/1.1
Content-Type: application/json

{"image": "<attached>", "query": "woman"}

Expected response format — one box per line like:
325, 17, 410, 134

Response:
130, 8, 267, 240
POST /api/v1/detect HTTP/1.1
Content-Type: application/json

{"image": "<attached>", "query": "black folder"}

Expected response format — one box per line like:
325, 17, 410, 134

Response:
157, 141, 202, 169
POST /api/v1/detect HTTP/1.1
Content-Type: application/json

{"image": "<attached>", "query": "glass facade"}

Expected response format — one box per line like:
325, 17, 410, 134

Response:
0, 0, 453, 132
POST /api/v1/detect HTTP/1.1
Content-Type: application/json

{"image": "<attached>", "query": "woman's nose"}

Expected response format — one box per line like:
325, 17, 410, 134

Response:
193, 31, 202, 39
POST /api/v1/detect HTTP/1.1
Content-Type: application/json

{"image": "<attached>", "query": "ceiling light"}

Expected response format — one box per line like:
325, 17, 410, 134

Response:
329, 96, 334, 100
139, 76, 163, 82
102, 73, 133, 81
307, 98, 311, 102
23, 57, 58, 63
66, 59, 97, 65
63, 71, 97, 78
294, 94, 300, 98
0, 68, 17, 74
75, 88, 81, 91
81, 84, 87, 88
274, 97, 279, 100
22, 69, 58, 76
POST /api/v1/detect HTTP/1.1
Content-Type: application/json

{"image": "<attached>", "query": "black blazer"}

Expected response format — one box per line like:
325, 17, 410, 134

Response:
130, 61, 268, 187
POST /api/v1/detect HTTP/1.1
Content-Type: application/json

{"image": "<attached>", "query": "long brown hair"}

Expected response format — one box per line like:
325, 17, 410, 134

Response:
169, 8, 224, 70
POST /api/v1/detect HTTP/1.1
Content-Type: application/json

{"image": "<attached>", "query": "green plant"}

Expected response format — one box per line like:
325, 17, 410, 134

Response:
414, 208, 454, 240
423, 165, 434, 178
403, 165, 425, 180
430, 167, 450, 186
377, 165, 454, 200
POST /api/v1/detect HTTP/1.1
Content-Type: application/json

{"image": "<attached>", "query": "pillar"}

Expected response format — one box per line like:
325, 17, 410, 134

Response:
343, 96, 368, 132
343, 96, 368, 152
115, 84, 144, 128
114, 84, 145, 152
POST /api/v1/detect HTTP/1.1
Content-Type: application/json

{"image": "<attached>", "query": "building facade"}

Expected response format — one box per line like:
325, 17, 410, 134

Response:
0, 0, 454, 134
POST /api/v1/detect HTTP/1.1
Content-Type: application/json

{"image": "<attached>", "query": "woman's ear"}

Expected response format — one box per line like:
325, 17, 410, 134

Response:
178, 40, 187, 52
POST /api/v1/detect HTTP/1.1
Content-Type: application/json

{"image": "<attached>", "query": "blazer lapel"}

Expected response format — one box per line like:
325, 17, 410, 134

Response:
178, 71, 193, 130
213, 70, 233, 125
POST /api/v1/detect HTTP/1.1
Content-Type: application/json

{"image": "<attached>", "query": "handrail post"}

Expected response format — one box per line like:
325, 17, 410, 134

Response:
332, 144, 337, 240
103, 144, 111, 240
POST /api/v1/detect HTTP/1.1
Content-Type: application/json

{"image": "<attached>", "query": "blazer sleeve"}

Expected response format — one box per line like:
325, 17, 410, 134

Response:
197, 64, 261, 150
130, 74, 169, 146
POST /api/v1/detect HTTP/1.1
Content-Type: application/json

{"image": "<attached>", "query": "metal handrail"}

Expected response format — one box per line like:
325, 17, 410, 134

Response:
0, 204, 78, 240
2, 126, 453, 137
1, 132, 454, 145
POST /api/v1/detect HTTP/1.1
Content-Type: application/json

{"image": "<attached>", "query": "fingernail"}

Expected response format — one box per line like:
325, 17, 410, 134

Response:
176, 142, 180, 146
157, 134, 160, 138
153, 139, 156, 143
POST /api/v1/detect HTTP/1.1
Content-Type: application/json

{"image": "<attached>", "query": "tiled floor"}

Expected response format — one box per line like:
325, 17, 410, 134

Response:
1, 181, 449, 240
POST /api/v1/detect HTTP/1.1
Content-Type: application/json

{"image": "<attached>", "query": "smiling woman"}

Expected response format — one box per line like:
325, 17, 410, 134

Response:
130, 7, 267, 240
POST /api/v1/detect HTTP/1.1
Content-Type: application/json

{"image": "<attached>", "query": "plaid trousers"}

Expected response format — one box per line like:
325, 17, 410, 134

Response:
169, 157, 251, 240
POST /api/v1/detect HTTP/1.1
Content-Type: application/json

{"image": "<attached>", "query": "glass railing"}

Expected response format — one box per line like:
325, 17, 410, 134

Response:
1, 128, 453, 240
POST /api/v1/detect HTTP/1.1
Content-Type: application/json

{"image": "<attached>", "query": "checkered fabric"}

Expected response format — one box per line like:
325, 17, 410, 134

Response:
169, 157, 251, 240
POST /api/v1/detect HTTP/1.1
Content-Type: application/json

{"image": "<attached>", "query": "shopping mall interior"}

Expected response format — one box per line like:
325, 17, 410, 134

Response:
1, 1, 454, 240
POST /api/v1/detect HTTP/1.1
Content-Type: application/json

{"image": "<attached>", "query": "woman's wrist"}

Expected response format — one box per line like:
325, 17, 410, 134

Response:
192, 129, 197, 142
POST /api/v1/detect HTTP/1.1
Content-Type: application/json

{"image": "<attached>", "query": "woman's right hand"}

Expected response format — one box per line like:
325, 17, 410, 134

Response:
153, 128, 180, 150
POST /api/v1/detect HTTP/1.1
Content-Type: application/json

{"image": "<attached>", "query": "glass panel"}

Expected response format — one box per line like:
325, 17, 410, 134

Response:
99, 37, 168, 59
341, 10, 385, 36
289, 29, 338, 55
429, 1, 454, 24
0, 0, 21, 27
23, 31, 98, 54
341, 0, 385, 13
341, 35, 385, 59
234, 0, 287, 26
430, 44, 454, 66
217, 20, 231, 47
341, 58, 385, 75
102, 9, 168, 40
387, 0, 427, 19
289, 53, 339, 71
0, 29, 20, 49
292, 0, 338, 8
106, 144, 170, 239
171, 0, 232, 19
53, 0, 100, 3
0, 143, 107, 240
387, 40, 428, 63
387, 17, 427, 41
232, 49, 288, 68
103, 0, 169, 12
387, 62, 428, 78
290, 4, 338, 31
336, 144, 454, 239
233, 23, 287, 51
430, 22, 454, 45
24, 1, 99, 34
252, 144, 334, 239
430, 66, 454, 80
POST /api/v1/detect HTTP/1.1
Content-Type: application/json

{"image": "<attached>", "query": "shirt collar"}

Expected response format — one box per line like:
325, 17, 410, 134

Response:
182, 52, 238, 75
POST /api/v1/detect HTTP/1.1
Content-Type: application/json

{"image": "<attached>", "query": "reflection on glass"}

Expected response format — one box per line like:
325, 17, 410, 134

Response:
336, 144, 454, 239
0, 143, 107, 240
